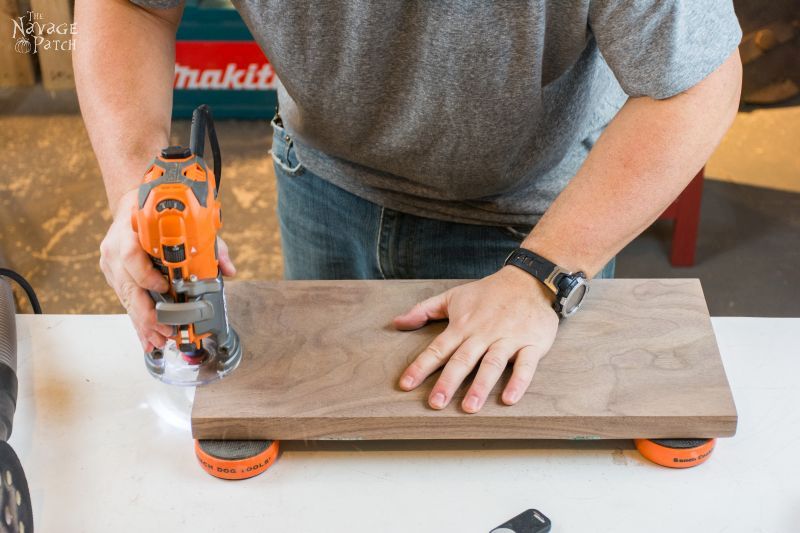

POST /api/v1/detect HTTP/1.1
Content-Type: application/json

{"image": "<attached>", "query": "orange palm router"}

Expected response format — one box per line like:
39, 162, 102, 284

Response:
132, 104, 277, 479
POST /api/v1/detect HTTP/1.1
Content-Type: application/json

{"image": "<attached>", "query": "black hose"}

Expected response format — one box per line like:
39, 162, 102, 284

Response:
0, 269, 41, 315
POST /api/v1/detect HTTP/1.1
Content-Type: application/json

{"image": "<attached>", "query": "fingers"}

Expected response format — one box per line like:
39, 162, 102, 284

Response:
398, 327, 463, 391
141, 328, 168, 353
130, 287, 173, 338
402, 338, 546, 413
428, 337, 490, 410
392, 291, 449, 331
103, 248, 171, 348
100, 192, 175, 353
120, 274, 171, 341
217, 237, 237, 277
461, 340, 518, 413
501, 345, 546, 406
121, 234, 168, 293
393, 269, 559, 413
125, 282, 171, 346
126, 287, 157, 352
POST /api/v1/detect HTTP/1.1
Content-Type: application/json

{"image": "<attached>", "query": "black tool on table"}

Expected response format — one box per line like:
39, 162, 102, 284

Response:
0, 268, 40, 533
490, 508, 551, 533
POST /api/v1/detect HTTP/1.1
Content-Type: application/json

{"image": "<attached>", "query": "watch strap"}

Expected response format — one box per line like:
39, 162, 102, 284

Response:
503, 248, 560, 294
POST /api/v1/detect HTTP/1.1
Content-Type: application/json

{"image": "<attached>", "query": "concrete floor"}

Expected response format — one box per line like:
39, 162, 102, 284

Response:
0, 88, 798, 316
617, 181, 799, 316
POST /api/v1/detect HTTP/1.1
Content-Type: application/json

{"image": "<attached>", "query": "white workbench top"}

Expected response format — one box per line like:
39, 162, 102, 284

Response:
9, 315, 800, 532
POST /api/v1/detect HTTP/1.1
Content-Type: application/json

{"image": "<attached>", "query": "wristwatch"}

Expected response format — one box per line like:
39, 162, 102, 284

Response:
503, 247, 589, 318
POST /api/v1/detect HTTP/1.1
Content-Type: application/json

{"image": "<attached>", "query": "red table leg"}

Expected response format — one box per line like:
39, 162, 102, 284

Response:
659, 168, 705, 267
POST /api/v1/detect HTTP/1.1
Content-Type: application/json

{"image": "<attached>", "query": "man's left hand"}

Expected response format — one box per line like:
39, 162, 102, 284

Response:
394, 266, 559, 413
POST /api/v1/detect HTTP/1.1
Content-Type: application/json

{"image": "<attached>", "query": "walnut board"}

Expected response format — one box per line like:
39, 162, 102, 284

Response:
191, 279, 737, 441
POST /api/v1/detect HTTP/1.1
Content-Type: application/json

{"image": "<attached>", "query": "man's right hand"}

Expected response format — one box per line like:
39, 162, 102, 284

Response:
99, 189, 237, 353
100, 189, 171, 353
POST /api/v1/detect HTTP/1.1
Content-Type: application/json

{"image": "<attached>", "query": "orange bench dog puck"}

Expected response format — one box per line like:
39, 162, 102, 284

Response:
635, 438, 716, 468
195, 439, 280, 480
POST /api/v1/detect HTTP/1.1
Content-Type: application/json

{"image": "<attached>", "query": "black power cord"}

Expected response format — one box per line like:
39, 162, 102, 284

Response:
189, 104, 222, 192
0, 268, 42, 314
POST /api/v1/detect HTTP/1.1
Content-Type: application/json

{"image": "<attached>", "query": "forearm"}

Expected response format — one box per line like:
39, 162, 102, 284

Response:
74, 0, 183, 213
522, 50, 742, 277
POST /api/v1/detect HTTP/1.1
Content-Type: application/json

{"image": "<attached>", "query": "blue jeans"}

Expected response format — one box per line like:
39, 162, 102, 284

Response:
272, 121, 615, 280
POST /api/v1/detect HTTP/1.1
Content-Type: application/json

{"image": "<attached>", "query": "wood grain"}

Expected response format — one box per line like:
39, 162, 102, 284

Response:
192, 279, 737, 440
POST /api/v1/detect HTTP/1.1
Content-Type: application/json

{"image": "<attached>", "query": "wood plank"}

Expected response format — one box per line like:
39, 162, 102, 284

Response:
0, 0, 36, 87
29, 0, 75, 91
192, 279, 737, 440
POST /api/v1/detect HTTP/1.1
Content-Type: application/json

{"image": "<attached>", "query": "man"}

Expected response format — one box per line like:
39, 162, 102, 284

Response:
74, 1, 742, 414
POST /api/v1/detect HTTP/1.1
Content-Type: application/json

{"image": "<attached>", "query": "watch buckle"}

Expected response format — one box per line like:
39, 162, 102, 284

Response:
543, 266, 572, 295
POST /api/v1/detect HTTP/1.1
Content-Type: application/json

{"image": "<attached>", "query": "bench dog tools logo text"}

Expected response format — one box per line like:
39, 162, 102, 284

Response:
11, 10, 76, 54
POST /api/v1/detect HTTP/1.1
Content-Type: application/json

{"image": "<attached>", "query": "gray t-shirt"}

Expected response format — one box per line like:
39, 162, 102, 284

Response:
134, 0, 741, 225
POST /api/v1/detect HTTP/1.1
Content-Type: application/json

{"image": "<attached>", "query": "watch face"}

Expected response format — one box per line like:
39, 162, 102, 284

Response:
562, 281, 588, 315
